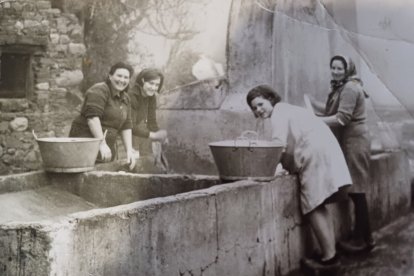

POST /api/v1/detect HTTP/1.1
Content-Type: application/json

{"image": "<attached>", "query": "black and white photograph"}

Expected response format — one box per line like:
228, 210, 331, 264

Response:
0, 0, 413, 275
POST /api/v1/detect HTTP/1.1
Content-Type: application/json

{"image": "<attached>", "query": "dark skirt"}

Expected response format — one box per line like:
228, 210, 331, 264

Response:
341, 133, 371, 193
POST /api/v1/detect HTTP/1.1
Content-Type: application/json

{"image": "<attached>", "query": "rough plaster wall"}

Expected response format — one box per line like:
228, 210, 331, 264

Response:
226, 0, 274, 99
0, 225, 52, 276
272, 0, 410, 111
158, 109, 256, 175
47, 176, 305, 276
160, 0, 414, 174
323, 0, 414, 113
369, 152, 411, 229
224, 0, 414, 113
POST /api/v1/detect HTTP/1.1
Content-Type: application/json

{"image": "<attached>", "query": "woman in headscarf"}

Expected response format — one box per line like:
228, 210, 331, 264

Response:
69, 62, 136, 170
311, 55, 375, 253
129, 68, 168, 169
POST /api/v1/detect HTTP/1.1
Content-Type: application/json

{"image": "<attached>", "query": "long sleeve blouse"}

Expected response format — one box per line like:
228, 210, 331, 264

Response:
325, 80, 368, 141
128, 86, 159, 138
70, 81, 132, 147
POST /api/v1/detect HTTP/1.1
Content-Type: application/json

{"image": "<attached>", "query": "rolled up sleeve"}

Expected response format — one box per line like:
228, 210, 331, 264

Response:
82, 84, 109, 119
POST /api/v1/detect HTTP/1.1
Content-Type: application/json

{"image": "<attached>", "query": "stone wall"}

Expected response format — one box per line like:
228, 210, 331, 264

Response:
0, 0, 85, 174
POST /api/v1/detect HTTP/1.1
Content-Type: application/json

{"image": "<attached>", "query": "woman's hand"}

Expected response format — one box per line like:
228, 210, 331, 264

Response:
99, 141, 112, 162
120, 129, 136, 171
87, 117, 111, 161
149, 129, 168, 143
126, 149, 136, 171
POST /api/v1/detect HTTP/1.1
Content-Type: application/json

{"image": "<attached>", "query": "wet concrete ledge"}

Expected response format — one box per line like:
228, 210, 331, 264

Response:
0, 150, 411, 276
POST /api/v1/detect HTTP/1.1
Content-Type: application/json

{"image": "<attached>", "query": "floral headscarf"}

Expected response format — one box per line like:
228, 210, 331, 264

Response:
330, 55, 368, 97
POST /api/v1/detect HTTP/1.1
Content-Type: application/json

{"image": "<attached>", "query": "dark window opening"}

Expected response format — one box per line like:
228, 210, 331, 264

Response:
0, 52, 31, 98
51, 0, 65, 11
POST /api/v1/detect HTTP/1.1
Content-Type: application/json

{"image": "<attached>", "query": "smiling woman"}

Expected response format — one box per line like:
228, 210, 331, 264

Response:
313, 55, 375, 254
129, 68, 168, 151
69, 62, 136, 170
246, 85, 352, 269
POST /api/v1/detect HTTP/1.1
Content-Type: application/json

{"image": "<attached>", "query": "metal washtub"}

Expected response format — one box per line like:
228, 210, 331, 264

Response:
33, 131, 102, 173
209, 131, 284, 181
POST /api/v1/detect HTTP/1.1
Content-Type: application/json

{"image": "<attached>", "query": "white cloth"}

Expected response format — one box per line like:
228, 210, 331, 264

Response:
192, 55, 224, 80
271, 103, 352, 214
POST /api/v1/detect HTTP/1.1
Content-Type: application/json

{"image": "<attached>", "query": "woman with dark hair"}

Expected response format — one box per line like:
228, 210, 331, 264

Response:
129, 68, 168, 156
309, 55, 374, 253
247, 85, 352, 269
69, 62, 136, 170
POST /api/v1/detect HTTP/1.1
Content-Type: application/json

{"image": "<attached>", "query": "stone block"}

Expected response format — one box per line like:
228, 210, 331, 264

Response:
55, 44, 68, 53
55, 70, 83, 87
24, 19, 41, 28
0, 100, 29, 112
50, 33, 59, 44
13, 2, 23, 11
5, 25, 16, 32
0, 122, 9, 134
14, 21, 24, 30
36, 1, 52, 10
2, 154, 14, 165
50, 87, 68, 94
56, 19, 68, 33
35, 71, 52, 80
21, 11, 35, 17
16, 35, 48, 45
70, 26, 83, 42
59, 34, 70, 44
39, 57, 54, 66
68, 43, 86, 56
24, 150, 38, 164
35, 82, 50, 90
9, 117, 29, 132
33, 14, 44, 22
46, 9, 61, 15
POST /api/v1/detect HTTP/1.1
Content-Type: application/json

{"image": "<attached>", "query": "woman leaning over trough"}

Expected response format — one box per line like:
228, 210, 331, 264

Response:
129, 68, 168, 156
308, 55, 375, 253
69, 62, 136, 170
246, 85, 352, 269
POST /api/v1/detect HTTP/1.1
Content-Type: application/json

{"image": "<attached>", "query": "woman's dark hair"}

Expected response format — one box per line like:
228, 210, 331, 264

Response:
246, 85, 282, 110
135, 68, 164, 93
330, 55, 347, 71
109, 62, 134, 77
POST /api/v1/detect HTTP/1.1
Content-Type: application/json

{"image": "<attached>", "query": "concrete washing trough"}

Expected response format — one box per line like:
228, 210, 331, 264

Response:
0, 150, 411, 276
